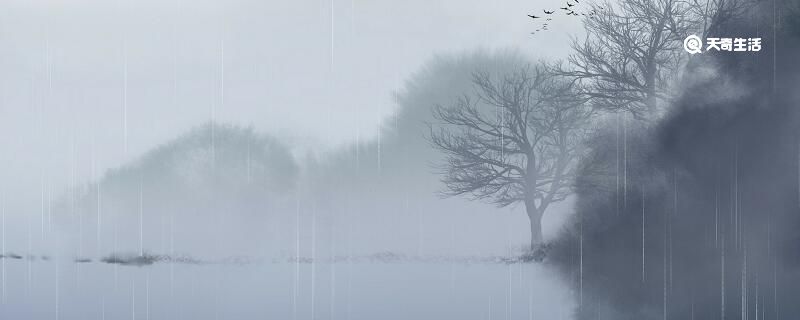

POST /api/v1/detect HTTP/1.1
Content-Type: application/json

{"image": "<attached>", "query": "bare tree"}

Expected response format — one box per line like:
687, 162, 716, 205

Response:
690, 0, 751, 38
429, 65, 592, 249
553, 0, 748, 120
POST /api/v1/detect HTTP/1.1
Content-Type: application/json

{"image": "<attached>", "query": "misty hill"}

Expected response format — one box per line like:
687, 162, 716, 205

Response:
63, 123, 298, 257
55, 50, 565, 258
99, 123, 296, 212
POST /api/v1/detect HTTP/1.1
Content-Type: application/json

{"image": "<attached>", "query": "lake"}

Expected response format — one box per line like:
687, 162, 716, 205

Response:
0, 258, 574, 320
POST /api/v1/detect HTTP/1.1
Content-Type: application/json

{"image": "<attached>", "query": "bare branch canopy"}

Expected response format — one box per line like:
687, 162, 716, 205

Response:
428, 64, 593, 246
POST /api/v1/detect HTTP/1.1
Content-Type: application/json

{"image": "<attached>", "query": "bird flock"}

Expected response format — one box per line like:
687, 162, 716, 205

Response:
527, 0, 600, 35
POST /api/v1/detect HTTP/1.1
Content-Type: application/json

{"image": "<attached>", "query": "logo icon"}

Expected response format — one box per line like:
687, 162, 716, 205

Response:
684, 35, 703, 54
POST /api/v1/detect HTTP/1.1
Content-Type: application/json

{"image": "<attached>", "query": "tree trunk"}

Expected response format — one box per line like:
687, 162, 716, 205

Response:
526, 205, 543, 250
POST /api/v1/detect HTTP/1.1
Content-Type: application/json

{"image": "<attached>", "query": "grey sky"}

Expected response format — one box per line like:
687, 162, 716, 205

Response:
0, 0, 583, 205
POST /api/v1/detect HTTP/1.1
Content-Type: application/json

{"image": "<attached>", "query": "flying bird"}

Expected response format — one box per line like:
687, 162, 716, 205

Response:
528, 14, 541, 19
567, 2, 575, 7
544, 10, 554, 14
560, 6, 569, 10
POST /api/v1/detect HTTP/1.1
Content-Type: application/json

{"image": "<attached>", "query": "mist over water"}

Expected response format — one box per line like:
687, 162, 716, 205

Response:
0, 45, 576, 318
2, 0, 799, 319
0, 260, 573, 320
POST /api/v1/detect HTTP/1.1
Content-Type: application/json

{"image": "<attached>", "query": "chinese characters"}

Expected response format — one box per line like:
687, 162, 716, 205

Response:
684, 35, 762, 54
706, 37, 761, 52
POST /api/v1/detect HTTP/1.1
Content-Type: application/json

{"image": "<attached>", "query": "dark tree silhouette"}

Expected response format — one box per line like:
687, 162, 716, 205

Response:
429, 65, 592, 249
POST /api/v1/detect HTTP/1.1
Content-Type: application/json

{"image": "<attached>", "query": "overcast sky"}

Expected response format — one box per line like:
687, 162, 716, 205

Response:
0, 0, 583, 203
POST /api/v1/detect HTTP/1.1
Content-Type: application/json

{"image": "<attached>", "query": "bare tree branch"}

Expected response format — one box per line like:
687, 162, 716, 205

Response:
428, 64, 593, 221
550, 0, 749, 120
